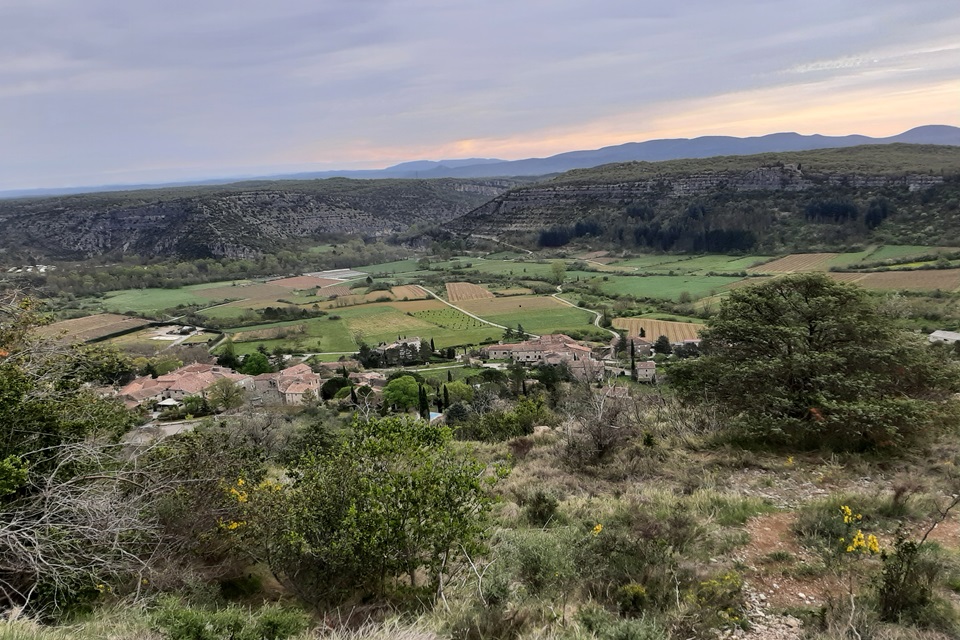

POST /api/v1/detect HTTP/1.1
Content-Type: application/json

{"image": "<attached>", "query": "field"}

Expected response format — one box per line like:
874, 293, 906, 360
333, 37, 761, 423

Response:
747, 253, 839, 273
446, 282, 494, 302
459, 296, 598, 335
356, 259, 423, 275
413, 308, 489, 330
829, 269, 960, 292
38, 313, 151, 343
269, 275, 341, 288
318, 285, 353, 298
594, 274, 744, 300
613, 318, 705, 342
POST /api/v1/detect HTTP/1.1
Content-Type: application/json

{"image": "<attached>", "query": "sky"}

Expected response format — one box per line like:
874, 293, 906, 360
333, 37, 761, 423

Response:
2, 0, 959, 190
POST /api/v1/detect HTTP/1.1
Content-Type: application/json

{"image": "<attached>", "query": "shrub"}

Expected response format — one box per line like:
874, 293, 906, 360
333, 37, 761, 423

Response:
151, 598, 309, 640
523, 489, 560, 527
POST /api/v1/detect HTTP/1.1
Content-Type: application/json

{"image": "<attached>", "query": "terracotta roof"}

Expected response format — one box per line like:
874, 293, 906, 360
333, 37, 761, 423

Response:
281, 363, 313, 376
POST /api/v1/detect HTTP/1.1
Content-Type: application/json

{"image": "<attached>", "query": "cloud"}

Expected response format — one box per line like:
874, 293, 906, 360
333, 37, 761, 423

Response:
1, 0, 958, 189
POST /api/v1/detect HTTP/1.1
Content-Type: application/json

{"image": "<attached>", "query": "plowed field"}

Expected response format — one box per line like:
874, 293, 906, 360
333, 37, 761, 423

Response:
38, 314, 151, 342
612, 318, 704, 342
748, 254, 838, 273
446, 282, 495, 302
835, 269, 960, 292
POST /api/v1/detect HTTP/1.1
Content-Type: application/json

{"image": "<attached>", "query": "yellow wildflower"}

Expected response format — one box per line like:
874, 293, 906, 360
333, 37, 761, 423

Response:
785, 456, 794, 467
592, 523, 603, 536
866, 534, 880, 554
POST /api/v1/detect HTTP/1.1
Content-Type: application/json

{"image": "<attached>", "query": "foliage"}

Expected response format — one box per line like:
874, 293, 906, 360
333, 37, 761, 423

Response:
207, 378, 244, 412
151, 598, 309, 640
382, 375, 420, 411
238, 351, 272, 376
670, 274, 960, 450
320, 376, 352, 401
256, 416, 500, 603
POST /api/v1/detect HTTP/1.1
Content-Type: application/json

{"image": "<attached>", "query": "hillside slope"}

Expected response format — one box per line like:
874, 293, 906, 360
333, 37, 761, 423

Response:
451, 145, 960, 252
0, 178, 516, 260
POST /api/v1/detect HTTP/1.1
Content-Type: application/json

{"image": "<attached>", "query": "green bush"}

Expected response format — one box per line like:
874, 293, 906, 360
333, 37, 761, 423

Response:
523, 489, 560, 527
151, 599, 309, 640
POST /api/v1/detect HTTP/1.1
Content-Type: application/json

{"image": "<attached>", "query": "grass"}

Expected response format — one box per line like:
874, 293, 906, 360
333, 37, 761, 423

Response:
355, 259, 423, 275
456, 295, 599, 335
593, 274, 744, 301
611, 254, 773, 274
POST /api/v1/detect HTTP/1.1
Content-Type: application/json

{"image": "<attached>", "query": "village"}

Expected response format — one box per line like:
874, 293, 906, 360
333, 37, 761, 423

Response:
115, 331, 703, 420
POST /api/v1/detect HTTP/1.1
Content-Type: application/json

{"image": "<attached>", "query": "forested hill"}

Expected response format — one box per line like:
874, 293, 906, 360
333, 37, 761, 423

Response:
450, 144, 960, 252
0, 177, 517, 260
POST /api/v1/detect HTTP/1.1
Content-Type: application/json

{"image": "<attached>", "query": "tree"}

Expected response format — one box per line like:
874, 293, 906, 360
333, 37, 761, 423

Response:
551, 261, 566, 285
258, 417, 500, 603
382, 375, 420, 411
444, 380, 474, 404
670, 274, 959, 450
418, 384, 430, 419
320, 376, 351, 400
207, 378, 245, 411
216, 340, 240, 370
653, 335, 672, 356
239, 351, 272, 376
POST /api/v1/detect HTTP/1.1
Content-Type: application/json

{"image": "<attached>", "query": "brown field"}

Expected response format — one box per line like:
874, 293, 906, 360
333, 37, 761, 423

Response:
494, 287, 534, 296
392, 285, 428, 300
270, 275, 341, 289
722, 276, 771, 290
316, 286, 428, 310
826, 272, 868, 284
458, 296, 570, 316
232, 324, 306, 342
446, 282, 495, 302
612, 318, 705, 342
748, 253, 839, 273
835, 269, 960, 292
202, 282, 290, 302
38, 314, 151, 342
318, 286, 353, 298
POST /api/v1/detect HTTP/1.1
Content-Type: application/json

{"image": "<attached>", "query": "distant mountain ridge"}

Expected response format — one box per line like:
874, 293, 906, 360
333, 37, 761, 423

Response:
3, 126, 958, 198
283, 125, 960, 180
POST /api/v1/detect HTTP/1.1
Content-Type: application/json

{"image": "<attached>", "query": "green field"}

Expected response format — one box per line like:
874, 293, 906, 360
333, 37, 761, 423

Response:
357, 259, 424, 275
412, 308, 488, 331
224, 302, 504, 355
473, 306, 598, 336
98, 285, 234, 315
609, 254, 773, 273
594, 274, 744, 301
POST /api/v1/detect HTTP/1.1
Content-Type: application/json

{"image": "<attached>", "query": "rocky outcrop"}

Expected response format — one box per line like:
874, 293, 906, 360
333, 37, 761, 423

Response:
0, 178, 516, 259
451, 167, 945, 236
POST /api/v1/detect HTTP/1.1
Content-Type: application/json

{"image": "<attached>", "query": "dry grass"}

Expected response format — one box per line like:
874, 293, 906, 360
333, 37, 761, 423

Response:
458, 296, 568, 315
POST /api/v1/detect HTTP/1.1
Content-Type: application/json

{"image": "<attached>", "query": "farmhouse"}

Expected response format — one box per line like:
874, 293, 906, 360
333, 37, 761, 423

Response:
376, 337, 425, 365
350, 371, 387, 389
635, 361, 657, 382
482, 334, 595, 364
119, 363, 252, 409
251, 363, 322, 405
